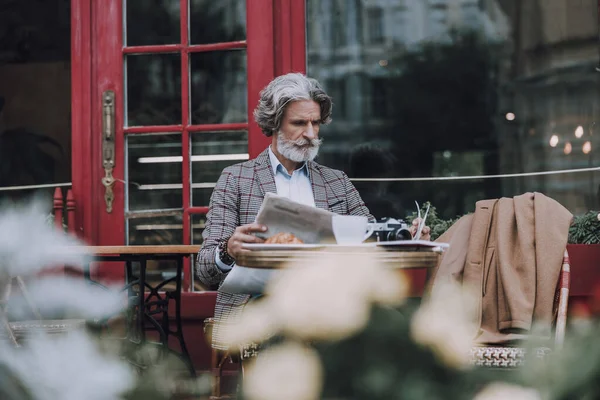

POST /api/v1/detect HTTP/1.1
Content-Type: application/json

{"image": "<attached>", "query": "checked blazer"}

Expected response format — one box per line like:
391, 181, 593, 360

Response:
196, 148, 372, 350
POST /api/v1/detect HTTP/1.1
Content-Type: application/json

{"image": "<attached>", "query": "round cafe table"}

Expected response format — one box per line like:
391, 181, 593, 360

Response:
236, 244, 442, 270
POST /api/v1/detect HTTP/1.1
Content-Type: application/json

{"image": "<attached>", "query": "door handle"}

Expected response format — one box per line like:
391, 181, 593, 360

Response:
101, 90, 116, 213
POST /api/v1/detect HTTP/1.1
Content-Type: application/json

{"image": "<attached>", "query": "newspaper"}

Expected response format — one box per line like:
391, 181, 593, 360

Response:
219, 194, 336, 294
253, 192, 337, 244
218, 194, 443, 295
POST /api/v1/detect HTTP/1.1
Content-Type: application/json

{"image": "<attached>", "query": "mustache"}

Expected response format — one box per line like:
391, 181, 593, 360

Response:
287, 137, 322, 147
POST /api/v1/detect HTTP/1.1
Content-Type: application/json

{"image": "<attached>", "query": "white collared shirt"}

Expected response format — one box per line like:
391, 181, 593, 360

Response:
215, 146, 315, 270
267, 146, 315, 208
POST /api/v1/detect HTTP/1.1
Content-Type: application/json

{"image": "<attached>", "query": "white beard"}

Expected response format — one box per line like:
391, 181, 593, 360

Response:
276, 131, 322, 163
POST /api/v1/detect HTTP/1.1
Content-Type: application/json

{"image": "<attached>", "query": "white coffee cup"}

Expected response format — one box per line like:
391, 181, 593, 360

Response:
332, 215, 374, 245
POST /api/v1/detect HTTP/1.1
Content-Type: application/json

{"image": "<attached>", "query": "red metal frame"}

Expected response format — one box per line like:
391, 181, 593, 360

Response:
92, 0, 126, 247
246, 0, 306, 156
53, 188, 65, 231
124, 123, 249, 134
274, 0, 307, 75
247, 0, 275, 157
71, 0, 93, 242
123, 41, 247, 55
180, 0, 192, 290
290, 0, 307, 73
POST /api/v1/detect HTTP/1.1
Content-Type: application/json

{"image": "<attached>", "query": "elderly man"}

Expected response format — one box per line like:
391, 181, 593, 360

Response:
197, 73, 428, 351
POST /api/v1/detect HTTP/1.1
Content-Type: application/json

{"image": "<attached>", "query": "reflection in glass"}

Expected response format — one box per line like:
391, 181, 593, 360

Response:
0, 0, 71, 200
191, 131, 248, 206
307, 0, 600, 217
127, 134, 182, 211
125, 0, 180, 46
190, 0, 246, 44
190, 50, 247, 125
126, 53, 181, 126
127, 213, 182, 288
127, 213, 183, 245
191, 213, 207, 245
191, 213, 207, 291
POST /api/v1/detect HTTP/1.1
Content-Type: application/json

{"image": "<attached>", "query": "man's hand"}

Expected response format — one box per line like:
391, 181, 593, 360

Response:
410, 218, 431, 241
227, 223, 267, 260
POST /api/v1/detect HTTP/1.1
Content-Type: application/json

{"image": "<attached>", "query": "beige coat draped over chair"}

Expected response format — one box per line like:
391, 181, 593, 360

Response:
429, 192, 573, 345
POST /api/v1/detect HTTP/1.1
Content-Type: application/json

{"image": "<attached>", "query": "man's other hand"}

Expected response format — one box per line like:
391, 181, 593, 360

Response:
410, 218, 431, 241
227, 223, 267, 259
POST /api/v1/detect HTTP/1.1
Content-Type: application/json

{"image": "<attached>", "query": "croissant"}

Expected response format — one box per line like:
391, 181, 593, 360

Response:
265, 232, 304, 244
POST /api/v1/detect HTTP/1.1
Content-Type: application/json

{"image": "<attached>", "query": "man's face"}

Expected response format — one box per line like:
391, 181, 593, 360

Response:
275, 100, 323, 163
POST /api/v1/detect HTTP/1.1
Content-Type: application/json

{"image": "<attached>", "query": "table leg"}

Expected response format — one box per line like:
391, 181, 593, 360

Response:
83, 261, 91, 281
138, 258, 147, 343
174, 256, 195, 376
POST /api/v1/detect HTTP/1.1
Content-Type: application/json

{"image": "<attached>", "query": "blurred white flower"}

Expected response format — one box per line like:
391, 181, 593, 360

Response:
223, 251, 409, 346
244, 342, 323, 400
263, 252, 406, 341
474, 383, 542, 400
411, 282, 477, 368
221, 300, 280, 348
369, 267, 409, 306
7, 276, 125, 321
1, 331, 135, 400
0, 200, 88, 277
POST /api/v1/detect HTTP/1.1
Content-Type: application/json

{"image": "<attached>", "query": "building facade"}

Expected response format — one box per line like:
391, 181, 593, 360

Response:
0, 0, 598, 281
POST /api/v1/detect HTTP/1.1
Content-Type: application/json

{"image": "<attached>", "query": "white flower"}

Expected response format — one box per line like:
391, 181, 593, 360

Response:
224, 251, 409, 345
7, 276, 125, 321
0, 200, 88, 277
1, 331, 135, 400
411, 282, 477, 368
369, 267, 409, 306
221, 301, 280, 348
474, 383, 542, 400
244, 342, 323, 400
264, 252, 406, 341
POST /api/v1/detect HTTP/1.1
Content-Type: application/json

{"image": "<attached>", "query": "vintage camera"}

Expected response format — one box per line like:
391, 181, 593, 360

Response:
368, 217, 412, 242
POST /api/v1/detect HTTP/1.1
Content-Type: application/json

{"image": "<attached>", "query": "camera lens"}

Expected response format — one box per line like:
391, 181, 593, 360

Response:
394, 228, 413, 241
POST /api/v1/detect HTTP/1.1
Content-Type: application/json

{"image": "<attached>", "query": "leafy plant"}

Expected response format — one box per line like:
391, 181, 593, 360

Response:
568, 211, 600, 245
405, 202, 463, 241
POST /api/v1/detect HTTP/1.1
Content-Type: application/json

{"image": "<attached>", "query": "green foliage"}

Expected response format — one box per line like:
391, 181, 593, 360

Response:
316, 304, 500, 400
568, 211, 600, 244
406, 203, 600, 245
516, 321, 600, 400
405, 202, 462, 241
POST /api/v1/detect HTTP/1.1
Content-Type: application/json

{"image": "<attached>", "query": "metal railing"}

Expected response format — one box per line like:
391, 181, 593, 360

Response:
51, 187, 77, 235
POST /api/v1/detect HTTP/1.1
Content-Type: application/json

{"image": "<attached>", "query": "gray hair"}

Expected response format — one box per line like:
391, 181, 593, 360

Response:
253, 73, 333, 137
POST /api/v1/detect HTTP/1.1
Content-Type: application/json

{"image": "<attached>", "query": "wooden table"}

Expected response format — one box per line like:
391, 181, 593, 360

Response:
73, 245, 200, 376
69, 245, 201, 255
236, 245, 442, 270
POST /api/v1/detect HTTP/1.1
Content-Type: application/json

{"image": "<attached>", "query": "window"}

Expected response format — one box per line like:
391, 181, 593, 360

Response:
119, 0, 250, 291
367, 8, 384, 44
370, 78, 389, 119
0, 0, 71, 197
332, 1, 347, 47
326, 79, 347, 119
307, 0, 600, 220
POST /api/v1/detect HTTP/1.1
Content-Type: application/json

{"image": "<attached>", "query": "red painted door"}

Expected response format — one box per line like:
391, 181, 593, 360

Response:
72, 0, 276, 281
70, 0, 281, 370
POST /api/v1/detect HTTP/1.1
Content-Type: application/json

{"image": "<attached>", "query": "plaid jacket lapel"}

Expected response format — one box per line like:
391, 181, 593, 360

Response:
253, 148, 277, 196
308, 161, 329, 210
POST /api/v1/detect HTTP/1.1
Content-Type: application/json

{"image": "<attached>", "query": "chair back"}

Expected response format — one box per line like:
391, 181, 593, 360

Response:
553, 249, 571, 348
470, 248, 571, 368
